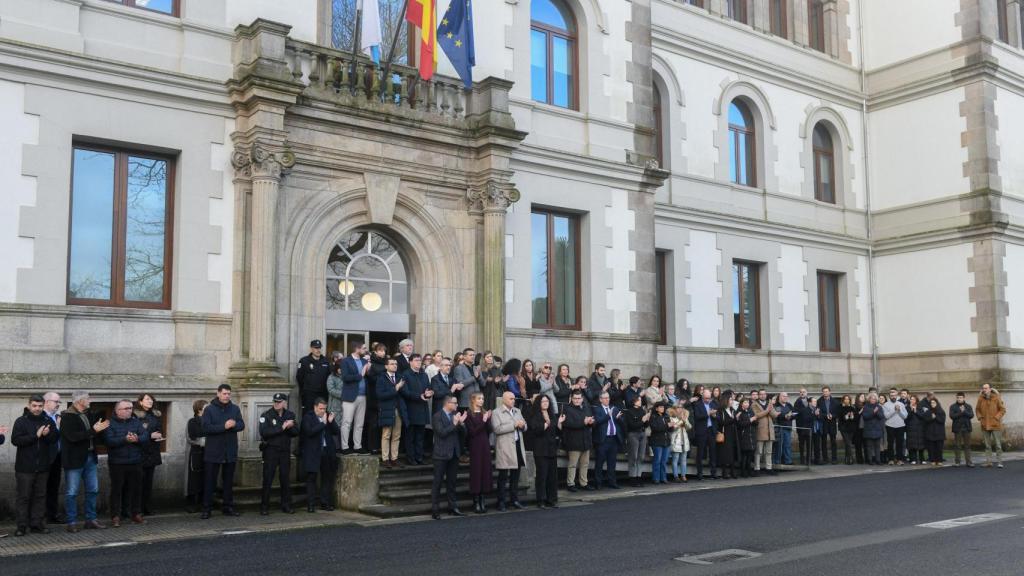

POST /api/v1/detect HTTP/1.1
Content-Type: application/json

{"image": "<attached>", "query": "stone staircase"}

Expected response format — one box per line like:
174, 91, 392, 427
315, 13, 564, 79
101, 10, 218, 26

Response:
358, 461, 496, 518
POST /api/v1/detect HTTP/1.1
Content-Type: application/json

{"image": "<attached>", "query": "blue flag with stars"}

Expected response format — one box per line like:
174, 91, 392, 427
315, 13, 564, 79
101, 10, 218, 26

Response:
437, 0, 475, 88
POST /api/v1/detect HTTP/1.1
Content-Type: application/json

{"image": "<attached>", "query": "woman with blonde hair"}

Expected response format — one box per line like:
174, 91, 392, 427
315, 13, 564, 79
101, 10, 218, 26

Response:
668, 405, 691, 482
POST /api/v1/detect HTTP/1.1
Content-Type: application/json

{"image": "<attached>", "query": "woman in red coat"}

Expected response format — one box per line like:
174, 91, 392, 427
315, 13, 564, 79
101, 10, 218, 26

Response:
465, 392, 493, 514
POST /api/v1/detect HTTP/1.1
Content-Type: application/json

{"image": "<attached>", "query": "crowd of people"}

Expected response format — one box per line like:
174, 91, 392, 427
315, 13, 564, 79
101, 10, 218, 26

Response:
1, 337, 1011, 535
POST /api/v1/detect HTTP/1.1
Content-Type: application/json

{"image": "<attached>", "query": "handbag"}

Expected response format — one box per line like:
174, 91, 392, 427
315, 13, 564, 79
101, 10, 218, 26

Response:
715, 431, 725, 444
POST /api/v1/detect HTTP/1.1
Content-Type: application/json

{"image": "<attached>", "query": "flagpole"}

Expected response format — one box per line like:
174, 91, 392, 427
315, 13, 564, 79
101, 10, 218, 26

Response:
383, 0, 411, 83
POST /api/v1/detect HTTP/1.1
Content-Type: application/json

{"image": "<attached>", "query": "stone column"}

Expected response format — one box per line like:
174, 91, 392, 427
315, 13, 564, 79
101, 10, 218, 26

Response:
468, 184, 519, 357
232, 145, 296, 364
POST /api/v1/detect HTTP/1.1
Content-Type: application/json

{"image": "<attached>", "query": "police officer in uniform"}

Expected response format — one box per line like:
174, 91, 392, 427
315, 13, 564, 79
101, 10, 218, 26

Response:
296, 340, 331, 416
258, 393, 299, 515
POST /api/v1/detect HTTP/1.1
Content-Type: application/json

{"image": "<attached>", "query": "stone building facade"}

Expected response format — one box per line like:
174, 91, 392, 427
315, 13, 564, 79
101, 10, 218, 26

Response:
0, 0, 1023, 510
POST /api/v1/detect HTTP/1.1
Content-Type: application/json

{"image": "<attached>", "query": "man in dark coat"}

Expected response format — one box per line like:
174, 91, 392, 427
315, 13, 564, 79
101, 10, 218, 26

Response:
376, 357, 406, 467
591, 391, 623, 489
816, 386, 841, 464
259, 393, 299, 515
200, 384, 245, 519
296, 339, 331, 416
691, 389, 719, 480
430, 396, 464, 519
561, 390, 594, 491
792, 388, 814, 465
400, 354, 433, 465
105, 400, 150, 527
60, 391, 109, 532
301, 398, 340, 512
430, 357, 455, 414
949, 392, 974, 467
12, 395, 59, 536
585, 364, 608, 406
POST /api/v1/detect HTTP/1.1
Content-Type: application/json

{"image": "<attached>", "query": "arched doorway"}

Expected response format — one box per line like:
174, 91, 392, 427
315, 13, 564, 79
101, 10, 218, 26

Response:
324, 230, 411, 357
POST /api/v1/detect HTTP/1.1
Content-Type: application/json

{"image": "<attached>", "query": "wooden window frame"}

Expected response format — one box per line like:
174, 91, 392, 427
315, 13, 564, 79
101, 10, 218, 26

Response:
532, 209, 582, 331
67, 143, 175, 310
726, 0, 748, 24
531, 2, 579, 110
769, 0, 788, 38
808, 0, 826, 52
656, 251, 668, 345
101, 0, 180, 17
729, 101, 757, 188
817, 271, 841, 352
813, 125, 836, 204
733, 261, 761, 350
653, 83, 664, 168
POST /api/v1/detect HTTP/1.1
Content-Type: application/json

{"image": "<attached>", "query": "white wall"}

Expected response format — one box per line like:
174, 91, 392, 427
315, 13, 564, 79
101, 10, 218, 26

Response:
225, 0, 318, 43
996, 87, 1024, 199
861, 0, 962, 70
869, 88, 968, 210
875, 244, 976, 354
604, 189, 636, 333
684, 229, 722, 347
0, 80, 38, 304
1005, 242, 1024, 349
208, 119, 235, 314
777, 244, 809, 351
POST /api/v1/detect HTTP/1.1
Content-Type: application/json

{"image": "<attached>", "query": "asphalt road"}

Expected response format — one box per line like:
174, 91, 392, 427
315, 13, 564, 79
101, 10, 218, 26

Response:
7, 463, 1024, 576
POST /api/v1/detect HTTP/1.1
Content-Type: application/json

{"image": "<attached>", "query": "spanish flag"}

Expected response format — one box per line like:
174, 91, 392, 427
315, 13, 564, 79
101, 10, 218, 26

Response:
406, 0, 438, 80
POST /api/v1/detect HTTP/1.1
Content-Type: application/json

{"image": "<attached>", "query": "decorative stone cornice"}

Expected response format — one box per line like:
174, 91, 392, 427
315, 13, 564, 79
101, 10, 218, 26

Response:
231, 142, 296, 180
467, 182, 520, 213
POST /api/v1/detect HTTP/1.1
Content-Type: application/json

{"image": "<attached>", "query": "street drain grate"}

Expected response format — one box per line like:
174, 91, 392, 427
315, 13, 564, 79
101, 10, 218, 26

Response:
675, 549, 761, 565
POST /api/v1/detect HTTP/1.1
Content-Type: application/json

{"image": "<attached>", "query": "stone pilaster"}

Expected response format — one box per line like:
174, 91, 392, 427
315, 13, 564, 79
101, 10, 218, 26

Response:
468, 184, 520, 357
792, 0, 809, 47
1010, 0, 1024, 47
823, 0, 839, 58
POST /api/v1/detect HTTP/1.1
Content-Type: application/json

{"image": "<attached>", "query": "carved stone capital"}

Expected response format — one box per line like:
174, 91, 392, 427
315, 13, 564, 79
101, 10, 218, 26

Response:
467, 182, 520, 213
231, 142, 296, 180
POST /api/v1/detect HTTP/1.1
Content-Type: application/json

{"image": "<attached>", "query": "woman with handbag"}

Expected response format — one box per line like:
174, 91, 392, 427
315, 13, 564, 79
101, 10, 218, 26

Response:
185, 400, 207, 513
737, 398, 757, 478
716, 391, 738, 479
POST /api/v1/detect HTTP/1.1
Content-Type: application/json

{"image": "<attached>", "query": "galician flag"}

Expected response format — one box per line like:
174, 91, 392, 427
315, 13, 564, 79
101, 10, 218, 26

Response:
360, 0, 383, 64
406, 0, 438, 80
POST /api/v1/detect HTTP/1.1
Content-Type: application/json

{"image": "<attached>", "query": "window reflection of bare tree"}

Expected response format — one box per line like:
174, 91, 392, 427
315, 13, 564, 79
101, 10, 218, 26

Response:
332, 0, 408, 63
124, 157, 167, 301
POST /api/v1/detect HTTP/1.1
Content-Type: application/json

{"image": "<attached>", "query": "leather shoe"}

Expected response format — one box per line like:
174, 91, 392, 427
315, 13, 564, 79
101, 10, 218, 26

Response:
320, 504, 335, 512
84, 520, 106, 530
584, 485, 597, 491
14, 528, 27, 537
307, 506, 316, 513
30, 526, 51, 534
567, 486, 578, 493
112, 516, 123, 527
199, 512, 210, 520
130, 514, 145, 524
66, 523, 81, 534
496, 502, 507, 512
222, 509, 241, 517
449, 508, 464, 517
259, 507, 269, 516
431, 512, 441, 520
608, 484, 620, 489
511, 501, 526, 510
281, 507, 295, 514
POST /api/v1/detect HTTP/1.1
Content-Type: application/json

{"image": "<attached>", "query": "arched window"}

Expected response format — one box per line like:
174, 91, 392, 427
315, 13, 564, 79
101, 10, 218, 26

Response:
729, 100, 756, 187
653, 82, 664, 168
769, 0, 787, 38
812, 123, 835, 203
531, 0, 577, 110
725, 0, 748, 24
808, 0, 825, 52
326, 231, 408, 314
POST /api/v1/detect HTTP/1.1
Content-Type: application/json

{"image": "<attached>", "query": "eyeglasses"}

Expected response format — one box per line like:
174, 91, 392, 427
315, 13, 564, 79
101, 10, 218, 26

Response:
543, 366, 551, 370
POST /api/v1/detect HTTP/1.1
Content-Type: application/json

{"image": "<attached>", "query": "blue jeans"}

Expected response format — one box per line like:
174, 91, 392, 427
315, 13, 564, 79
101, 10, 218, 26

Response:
670, 449, 687, 478
65, 453, 99, 524
773, 427, 793, 465
651, 446, 669, 482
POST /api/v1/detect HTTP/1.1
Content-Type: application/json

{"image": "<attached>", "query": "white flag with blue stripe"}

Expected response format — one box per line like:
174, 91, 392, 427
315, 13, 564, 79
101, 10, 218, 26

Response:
360, 0, 383, 63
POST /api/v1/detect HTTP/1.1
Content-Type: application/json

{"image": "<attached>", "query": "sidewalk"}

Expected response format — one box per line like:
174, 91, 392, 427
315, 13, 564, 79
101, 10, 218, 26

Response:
2, 451, 1019, 557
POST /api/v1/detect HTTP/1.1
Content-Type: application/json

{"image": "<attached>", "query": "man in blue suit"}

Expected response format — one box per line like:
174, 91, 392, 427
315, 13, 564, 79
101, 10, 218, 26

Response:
301, 398, 339, 513
339, 342, 370, 454
691, 389, 719, 480
592, 391, 623, 489
430, 396, 465, 520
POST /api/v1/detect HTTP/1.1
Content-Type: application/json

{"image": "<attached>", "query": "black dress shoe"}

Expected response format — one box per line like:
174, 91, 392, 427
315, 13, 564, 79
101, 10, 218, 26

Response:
511, 501, 526, 510
431, 512, 441, 520
449, 508, 464, 517
200, 511, 211, 520
222, 509, 241, 517
307, 506, 316, 513
14, 528, 27, 537
30, 527, 50, 534
259, 507, 269, 516
281, 507, 295, 514
496, 502, 507, 512
545, 501, 559, 509
584, 485, 597, 491
567, 486, 578, 493
608, 484, 620, 489
321, 504, 335, 512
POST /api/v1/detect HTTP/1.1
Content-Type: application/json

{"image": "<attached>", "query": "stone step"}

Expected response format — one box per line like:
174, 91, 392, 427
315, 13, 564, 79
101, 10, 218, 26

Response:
359, 495, 537, 518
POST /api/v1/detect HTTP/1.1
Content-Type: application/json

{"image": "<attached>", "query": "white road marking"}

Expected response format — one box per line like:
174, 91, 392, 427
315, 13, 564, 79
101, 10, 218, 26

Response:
222, 530, 253, 535
100, 542, 137, 548
917, 513, 1014, 529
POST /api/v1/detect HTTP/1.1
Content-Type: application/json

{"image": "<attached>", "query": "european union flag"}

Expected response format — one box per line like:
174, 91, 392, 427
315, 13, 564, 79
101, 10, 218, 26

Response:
437, 0, 475, 88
